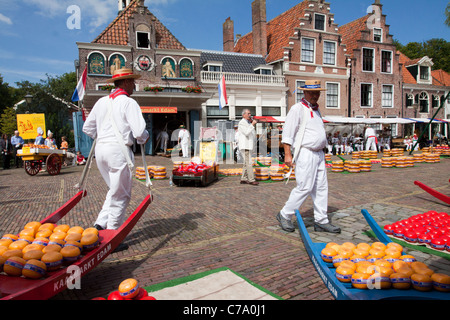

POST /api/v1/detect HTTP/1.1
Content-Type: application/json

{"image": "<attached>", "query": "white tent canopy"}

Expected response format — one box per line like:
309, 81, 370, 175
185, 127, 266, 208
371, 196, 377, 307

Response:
322, 116, 415, 124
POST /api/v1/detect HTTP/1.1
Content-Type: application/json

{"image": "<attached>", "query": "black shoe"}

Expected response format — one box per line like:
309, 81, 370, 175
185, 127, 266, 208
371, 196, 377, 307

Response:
94, 224, 104, 231
276, 212, 295, 232
240, 180, 249, 184
314, 222, 341, 234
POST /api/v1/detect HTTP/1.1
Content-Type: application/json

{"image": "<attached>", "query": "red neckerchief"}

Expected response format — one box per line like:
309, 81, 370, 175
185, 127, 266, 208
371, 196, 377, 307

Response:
109, 88, 129, 99
301, 98, 319, 118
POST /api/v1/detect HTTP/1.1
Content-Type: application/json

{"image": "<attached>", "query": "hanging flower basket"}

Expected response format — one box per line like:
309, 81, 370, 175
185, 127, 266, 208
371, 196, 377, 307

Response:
182, 86, 202, 93
144, 86, 164, 93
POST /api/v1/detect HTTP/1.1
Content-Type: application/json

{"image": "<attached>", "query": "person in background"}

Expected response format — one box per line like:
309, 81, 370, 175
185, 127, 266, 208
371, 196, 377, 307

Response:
238, 109, 258, 185
45, 131, 57, 148
364, 126, 377, 151
1, 133, 12, 169
60, 136, 69, 150
35, 127, 45, 145
178, 125, 191, 158
11, 130, 24, 168
76, 151, 86, 165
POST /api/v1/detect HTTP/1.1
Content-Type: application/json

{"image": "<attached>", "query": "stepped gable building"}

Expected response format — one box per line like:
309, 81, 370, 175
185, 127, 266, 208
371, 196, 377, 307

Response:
76, 0, 210, 154
226, 0, 350, 116
399, 51, 450, 136
338, 0, 403, 129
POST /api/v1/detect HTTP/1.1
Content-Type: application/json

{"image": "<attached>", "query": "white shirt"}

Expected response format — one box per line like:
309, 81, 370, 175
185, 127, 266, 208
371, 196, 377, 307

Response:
282, 100, 327, 152
238, 118, 256, 150
365, 127, 376, 139
83, 93, 149, 146
178, 129, 190, 145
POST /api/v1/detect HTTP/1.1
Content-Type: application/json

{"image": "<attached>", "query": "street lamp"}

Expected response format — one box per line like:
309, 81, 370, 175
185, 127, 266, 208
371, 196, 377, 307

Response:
25, 94, 33, 104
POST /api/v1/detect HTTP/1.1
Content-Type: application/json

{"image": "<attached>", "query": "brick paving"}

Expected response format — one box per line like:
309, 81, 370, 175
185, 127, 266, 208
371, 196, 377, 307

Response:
0, 153, 449, 300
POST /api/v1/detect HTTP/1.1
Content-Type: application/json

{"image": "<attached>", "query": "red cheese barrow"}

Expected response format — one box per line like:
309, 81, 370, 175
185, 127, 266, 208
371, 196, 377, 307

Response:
414, 179, 450, 205
0, 144, 153, 300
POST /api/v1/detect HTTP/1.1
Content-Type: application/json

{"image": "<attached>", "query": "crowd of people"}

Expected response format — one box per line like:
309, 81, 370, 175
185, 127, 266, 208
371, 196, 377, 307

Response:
325, 129, 392, 155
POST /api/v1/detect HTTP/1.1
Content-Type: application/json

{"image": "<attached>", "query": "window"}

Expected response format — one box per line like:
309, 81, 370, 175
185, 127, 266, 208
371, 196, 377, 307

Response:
296, 80, 305, 103
382, 85, 393, 108
262, 107, 281, 116
323, 41, 336, 65
326, 83, 339, 108
301, 38, 314, 63
373, 28, 382, 42
315, 14, 325, 31
137, 32, 150, 49
361, 84, 372, 107
419, 92, 429, 113
381, 51, 392, 73
432, 95, 440, 108
420, 66, 429, 80
406, 94, 414, 107
362, 48, 374, 72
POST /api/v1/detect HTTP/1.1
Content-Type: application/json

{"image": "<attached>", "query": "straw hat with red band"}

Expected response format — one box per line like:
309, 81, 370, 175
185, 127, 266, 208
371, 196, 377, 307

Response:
107, 68, 141, 83
299, 80, 327, 92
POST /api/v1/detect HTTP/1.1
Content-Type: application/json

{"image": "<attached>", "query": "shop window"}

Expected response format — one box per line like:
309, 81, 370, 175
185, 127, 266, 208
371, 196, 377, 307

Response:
179, 59, 193, 78
262, 107, 281, 116
88, 52, 105, 74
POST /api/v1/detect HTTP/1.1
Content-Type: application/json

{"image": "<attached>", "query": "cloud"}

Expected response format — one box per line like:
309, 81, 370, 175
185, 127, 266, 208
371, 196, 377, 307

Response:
0, 13, 12, 25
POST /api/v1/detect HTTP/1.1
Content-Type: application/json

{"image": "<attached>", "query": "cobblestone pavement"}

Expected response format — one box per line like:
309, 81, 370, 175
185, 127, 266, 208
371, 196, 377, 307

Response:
0, 153, 449, 300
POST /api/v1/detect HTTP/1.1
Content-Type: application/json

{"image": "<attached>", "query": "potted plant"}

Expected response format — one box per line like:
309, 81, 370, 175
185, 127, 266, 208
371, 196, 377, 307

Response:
182, 86, 202, 93
144, 86, 164, 93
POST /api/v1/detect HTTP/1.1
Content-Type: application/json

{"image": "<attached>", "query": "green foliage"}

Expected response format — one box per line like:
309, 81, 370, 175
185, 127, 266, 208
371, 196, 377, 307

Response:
0, 107, 17, 135
396, 38, 450, 73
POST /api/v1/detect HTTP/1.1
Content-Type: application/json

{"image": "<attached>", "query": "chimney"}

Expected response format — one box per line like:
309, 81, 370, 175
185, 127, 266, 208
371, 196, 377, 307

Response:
252, 0, 267, 56
223, 17, 235, 52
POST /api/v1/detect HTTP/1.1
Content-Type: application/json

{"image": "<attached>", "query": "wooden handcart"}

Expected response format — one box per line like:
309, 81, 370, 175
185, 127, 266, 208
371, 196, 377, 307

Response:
17, 146, 67, 176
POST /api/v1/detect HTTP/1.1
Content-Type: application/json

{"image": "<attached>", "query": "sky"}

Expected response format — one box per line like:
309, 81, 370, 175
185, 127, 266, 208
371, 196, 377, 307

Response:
0, 0, 448, 87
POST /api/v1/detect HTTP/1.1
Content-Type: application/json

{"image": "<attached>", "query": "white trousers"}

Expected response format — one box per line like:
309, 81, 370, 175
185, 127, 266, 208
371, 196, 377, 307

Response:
366, 137, 377, 151
181, 143, 190, 158
95, 143, 133, 230
281, 148, 329, 224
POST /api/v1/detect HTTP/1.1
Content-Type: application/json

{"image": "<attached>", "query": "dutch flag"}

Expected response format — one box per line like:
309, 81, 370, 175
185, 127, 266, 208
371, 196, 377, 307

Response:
71, 67, 87, 102
218, 75, 228, 110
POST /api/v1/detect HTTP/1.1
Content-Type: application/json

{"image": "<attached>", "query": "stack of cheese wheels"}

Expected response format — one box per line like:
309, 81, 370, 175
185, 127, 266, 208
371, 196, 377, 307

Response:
1, 222, 101, 279
412, 153, 424, 163
361, 150, 378, 159
254, 167, 270, 181
331, 161, 344, 173
422, 147, 431, 153
359, 160, 372, 172
383, 149, 391, 157
345, 160, 361, 173
325, 154, 331, 162
381, 157, 394, 168
424, 153, 440, 163
440, 147, 450, 156
352, 151, 361, 159
269, 166, 285, 181
135, 167, 146, 180
390, 148, 404, 157
149, 166, 167, 180
321, 241, 450, 292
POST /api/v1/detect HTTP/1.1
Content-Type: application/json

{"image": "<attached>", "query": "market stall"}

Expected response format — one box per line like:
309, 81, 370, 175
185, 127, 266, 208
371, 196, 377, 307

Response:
17, 145, 70, 176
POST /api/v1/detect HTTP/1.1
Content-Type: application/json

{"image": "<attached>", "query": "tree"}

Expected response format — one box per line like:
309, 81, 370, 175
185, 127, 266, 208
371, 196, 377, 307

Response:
397, 38, 450, 73
0, 107, 17, 135
446, 2, 450, 27
0, 75, 16, 116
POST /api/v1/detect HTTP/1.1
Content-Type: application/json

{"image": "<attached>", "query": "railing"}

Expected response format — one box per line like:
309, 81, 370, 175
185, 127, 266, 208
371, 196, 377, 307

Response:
201, 71, 285, 86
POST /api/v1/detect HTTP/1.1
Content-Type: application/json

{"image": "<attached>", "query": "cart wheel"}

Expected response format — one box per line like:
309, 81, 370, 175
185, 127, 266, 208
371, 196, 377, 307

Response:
46, 154, 62, 176
24, 161, 42, 176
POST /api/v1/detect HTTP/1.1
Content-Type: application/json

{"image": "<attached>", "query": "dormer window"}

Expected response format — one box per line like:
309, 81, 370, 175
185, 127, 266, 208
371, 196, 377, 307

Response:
373, 28, 382, 42
254, 65, 273, 75
420, 66, 429, 80
315, 14, 325, 31
203, 61, 223, 72
136, 24, 151, 49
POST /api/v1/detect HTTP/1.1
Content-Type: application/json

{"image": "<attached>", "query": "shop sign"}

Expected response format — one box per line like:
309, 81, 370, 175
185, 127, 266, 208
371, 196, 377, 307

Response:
141, 107, 178, 114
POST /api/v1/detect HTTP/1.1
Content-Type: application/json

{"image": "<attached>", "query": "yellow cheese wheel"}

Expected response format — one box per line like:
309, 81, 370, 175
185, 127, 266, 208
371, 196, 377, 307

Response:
0, 256, 6, 272
23, 249, 44, 261
2, 234, 19, 242
431, 273, 450, 292
335, 266, 354, 283
320, 247, 337, 263
368, 272, 391, 289
386, 242, 403, 252
24, 221, 42, 233
390, 273, 411, 290
19, 228, 36, 238
2, 249, 23, 259
411, 273, 433, 291
22, 259, 47, 279
22, 244, 44, 254
41, 252, 63, 271
118, 279, 140, 299
10, 240, 31, 251
60, 246, 81, 264
43, 244, 62, 254
38, 223, 55, 232
340, 260, 356, 272
0, 239, 13, 248
49, 232, 67, 242
373, 259, 392, 269
65, 233, 82, 242
53, 225, 70, 233
48, 239, 65, 248
351, 273, 370, 289
35, 229, 52, 239
80, 233, 99, 251
371, 242, 386, 251
67, 226, 84, 235
17, 235, 34, 244
33, 237, 49, 247
0, 245, 8, 256
4, 256, 26, 276
82, 228, 99, 237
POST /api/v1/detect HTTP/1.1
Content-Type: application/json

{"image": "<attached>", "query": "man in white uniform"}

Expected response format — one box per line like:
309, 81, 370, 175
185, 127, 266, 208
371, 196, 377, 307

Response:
178, 125, 191, 158
238, 109, 258, 185
364, 126, 377, 151
276, 80, 340, 234
83, 68, 149, 231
